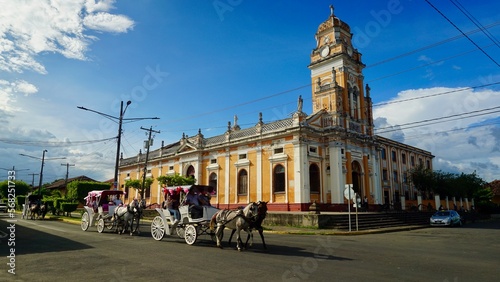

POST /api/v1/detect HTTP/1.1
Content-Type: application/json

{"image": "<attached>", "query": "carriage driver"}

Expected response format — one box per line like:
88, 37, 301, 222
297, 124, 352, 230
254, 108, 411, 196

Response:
113, 195, 123, 206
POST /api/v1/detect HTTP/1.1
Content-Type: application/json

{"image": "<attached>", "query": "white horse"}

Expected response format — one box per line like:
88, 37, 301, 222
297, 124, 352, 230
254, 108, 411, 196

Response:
210, 202, 259, 251
114, 200, 139, 235
228, 201, 268, 250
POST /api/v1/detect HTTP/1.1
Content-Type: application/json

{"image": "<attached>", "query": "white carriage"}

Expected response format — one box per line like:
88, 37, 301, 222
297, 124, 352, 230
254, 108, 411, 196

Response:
150, 185, 219, 245
80, 190, 124, 233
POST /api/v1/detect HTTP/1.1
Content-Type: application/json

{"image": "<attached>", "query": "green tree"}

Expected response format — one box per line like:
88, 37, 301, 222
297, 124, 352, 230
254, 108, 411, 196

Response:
408, 164, 434, 198
432, 170, 455, 197
0, 180, 30, 198
156, 173, 196, 186
125, 178, 154, 199
66, 181, 111, 204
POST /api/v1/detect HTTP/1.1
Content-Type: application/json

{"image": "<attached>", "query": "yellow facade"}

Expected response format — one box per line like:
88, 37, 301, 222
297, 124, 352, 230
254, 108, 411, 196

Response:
117, 7, 434, 211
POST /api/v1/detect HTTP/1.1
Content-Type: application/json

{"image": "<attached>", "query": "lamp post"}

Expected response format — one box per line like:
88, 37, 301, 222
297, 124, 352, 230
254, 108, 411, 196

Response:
20, 151, 66, 195
78, 101, 159, 190
38, 150, 47, 194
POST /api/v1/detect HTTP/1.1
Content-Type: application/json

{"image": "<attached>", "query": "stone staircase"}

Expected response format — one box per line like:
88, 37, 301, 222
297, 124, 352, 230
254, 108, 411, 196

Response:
321, 212, 433, 231
265, 211, 434, 230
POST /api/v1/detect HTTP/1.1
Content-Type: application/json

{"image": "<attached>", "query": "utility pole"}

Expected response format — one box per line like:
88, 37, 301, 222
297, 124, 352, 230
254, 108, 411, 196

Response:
140, 126, 160, 199
78, 101, 159, 189
61, 163, 75, 187
28, 173, 39, 190
20, 150, 66, 195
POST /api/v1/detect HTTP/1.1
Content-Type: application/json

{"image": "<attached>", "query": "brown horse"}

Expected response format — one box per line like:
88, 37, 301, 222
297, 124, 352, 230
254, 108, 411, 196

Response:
29, 202, 47, 220
228, 201, 268, 250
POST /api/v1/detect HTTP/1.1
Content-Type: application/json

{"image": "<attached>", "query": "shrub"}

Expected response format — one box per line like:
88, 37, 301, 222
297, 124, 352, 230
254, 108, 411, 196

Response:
16, 195, 26, 211
61, 203, 78, 216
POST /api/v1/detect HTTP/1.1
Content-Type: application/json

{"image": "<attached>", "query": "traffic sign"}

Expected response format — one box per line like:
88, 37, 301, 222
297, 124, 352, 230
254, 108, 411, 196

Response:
344, 184, 355, 200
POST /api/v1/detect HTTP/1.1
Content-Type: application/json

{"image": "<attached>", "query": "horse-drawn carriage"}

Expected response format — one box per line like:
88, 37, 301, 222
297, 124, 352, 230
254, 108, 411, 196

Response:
22, 194, 47, 220
150, 185, 219, 245
81, 190, 125, 233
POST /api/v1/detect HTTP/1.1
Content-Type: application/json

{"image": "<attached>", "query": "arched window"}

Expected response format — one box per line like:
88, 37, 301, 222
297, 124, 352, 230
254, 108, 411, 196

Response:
186, 165, 195, 179
309, 164, 320, 193
352, 87, 359, 119
238, 169, 248, 195
209, 172, 217, 194
273, 164, 285, 193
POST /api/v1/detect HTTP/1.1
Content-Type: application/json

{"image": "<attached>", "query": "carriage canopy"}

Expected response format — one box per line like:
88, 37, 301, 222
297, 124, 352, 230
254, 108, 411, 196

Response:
162, 185, 215, 196
84, 190, 124, 207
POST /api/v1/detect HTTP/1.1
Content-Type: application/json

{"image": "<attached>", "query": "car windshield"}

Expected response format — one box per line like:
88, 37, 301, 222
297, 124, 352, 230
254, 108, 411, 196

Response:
434, 211, 450, 216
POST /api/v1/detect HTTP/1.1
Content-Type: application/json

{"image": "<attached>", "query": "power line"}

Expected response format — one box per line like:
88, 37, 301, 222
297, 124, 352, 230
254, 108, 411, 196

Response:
375, 106, 500, 133
0, 136, 116, 147
365, 21, 500, 69
383, 118, 500, 144
425, 0, 500, 67
450, 0, 500, 48
367, 43, 496, 83
372, 81, 500, 108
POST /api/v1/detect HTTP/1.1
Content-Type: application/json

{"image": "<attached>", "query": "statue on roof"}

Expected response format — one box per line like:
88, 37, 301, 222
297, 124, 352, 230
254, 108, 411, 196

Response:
297, 95, 303, 112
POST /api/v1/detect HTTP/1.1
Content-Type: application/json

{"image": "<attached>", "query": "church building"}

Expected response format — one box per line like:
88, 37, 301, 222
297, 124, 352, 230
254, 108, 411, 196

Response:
118, 7, 434, 211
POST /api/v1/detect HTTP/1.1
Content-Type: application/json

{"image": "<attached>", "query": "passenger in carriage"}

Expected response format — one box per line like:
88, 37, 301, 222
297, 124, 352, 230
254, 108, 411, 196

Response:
163, 192, 180, 223
186, 188, 203, 219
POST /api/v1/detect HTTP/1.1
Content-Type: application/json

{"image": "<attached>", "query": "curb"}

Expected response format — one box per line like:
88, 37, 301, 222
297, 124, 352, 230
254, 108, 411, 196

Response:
262, 225, 430, 236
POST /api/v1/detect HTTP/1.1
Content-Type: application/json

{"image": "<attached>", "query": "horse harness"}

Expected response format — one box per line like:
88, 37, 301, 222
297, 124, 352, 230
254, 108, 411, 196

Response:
218, 208, 258, 226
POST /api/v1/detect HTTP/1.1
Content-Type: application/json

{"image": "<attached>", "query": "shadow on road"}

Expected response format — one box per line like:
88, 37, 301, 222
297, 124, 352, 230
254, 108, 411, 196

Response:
0, 219, 92, 255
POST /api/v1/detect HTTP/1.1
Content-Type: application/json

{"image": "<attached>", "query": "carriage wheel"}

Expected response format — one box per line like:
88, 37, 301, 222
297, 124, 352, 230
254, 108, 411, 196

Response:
184, 225, 197, 245
81, 212, 90, 231
151, 216, 165, 241
176, 225, 185, 239
97, 218, 105, 233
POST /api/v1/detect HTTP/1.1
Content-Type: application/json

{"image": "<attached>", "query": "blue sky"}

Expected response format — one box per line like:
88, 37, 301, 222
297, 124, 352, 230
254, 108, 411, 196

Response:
1, 0, 499, 185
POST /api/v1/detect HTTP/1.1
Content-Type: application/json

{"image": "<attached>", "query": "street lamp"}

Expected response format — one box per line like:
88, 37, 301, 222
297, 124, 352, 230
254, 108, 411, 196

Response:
78, 101, 159, 189
0, 166, 30, 173
0, 166, 29, 181
20, 150, 66, 195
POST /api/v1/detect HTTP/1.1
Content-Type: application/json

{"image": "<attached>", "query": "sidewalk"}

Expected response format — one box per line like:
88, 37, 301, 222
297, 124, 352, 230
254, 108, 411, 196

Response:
38, 211, 430, 236
262, 224, 429, 236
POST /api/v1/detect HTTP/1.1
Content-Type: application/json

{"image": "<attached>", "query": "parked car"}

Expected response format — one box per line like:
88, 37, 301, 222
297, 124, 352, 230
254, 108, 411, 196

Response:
0, 201, 7, 213
430, 210, 463, 227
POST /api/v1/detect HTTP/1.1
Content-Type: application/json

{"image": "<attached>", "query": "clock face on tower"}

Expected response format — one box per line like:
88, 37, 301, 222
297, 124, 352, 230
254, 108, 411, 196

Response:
320, 45, 330, 58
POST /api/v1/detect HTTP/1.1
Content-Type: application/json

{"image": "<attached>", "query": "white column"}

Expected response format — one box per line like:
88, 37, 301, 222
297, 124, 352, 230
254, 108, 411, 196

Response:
400, 196, 406, 210
256, 145, 262, 201
294, 139, 307, 204
434, 195, 440, 211
329, 141, 345, 203
370, 148, 382, 204
224, 149, 230, 205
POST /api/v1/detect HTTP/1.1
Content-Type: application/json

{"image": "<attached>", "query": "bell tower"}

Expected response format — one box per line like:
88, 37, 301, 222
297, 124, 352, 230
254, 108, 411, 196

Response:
308, 5, 373, 136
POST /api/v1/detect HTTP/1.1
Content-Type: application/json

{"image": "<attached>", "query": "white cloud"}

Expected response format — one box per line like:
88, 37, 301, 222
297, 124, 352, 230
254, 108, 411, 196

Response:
84, 12, 135, 33
374, 86, 500, 181
0, 80, 38, 112
0, 0, 134, 73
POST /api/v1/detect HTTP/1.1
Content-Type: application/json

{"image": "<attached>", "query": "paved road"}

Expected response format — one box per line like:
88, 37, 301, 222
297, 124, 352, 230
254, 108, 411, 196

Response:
1, 214, 499, 282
